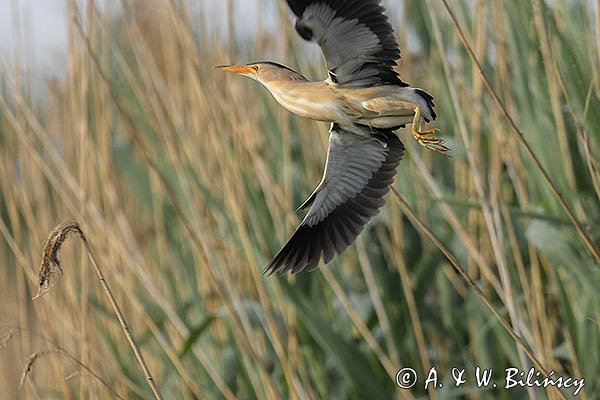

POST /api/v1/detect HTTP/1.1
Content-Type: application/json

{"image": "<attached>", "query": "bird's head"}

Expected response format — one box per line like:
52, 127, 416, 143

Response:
217, 62, 305, 85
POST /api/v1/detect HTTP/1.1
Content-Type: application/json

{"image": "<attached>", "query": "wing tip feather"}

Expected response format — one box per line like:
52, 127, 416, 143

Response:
265, 129, 405, 274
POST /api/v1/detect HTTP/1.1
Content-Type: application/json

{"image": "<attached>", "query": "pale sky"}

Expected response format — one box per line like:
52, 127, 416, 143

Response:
0, 0, 403, 83
0, 0, 282, 79
0, 0, 69, 78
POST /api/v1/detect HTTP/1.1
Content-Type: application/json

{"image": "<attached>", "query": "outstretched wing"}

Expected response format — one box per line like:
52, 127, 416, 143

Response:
266, 125, 405, 274
285, 0, 407, 87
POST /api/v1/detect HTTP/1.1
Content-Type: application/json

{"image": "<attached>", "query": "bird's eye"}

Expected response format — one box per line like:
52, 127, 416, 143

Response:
253, 66, 259, 72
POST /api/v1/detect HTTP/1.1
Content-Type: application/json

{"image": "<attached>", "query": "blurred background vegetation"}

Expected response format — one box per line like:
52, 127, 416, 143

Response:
0, 0, 599, 399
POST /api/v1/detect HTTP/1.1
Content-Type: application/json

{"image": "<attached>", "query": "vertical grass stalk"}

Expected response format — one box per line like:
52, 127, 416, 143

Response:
34, 220, 163, 400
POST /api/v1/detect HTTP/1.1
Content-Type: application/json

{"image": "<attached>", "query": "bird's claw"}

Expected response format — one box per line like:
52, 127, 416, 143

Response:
412, 128, 450, 155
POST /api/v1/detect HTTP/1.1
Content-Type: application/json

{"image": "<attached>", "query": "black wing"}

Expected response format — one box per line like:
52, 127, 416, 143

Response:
286, 0, 407, 87
266, 125, 405, 274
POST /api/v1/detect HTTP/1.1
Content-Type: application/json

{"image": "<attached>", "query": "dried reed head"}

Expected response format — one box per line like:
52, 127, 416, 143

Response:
20, 351, 42, 388
0, 328, 15, 350
34, 220, 83, 299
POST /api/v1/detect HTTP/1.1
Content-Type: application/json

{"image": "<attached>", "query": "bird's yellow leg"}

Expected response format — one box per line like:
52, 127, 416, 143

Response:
411, 107, 449, 155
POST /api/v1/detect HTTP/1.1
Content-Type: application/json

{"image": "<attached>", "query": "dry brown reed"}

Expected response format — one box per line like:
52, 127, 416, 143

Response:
18, 347, 126, 400
34, 220, 83, 298
440, 0, 600, 264
33, 220, 163, 400
0, 1, 597, 398
391, 187, 568, 400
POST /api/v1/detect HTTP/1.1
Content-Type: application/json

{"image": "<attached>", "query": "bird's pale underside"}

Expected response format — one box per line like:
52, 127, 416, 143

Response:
221, 0, 447, 274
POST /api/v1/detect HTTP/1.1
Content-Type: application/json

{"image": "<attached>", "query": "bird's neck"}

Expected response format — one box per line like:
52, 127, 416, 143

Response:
260, 79, 339, 123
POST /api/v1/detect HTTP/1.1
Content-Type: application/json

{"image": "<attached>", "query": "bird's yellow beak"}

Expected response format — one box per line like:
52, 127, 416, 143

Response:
218, 65, 257, 75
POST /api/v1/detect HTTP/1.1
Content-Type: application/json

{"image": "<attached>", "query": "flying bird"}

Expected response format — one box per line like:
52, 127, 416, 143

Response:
220, 0, 447, 274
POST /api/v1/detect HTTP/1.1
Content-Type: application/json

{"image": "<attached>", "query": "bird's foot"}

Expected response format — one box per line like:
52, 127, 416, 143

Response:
411, 106, 449, 155
412, 128, 450, 155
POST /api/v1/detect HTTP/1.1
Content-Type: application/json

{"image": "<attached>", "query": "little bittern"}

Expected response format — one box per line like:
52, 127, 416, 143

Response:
220, 0, 447, 274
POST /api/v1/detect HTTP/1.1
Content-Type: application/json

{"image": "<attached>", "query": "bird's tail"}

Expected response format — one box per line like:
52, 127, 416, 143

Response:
414, 89, 437, 122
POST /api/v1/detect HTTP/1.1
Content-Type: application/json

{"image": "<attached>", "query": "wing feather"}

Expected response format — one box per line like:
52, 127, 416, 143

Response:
266, 125, 404, 274
286, 0, 407, 87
